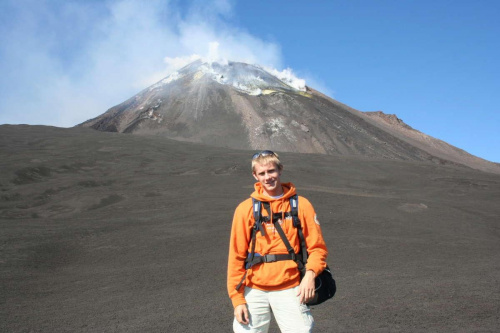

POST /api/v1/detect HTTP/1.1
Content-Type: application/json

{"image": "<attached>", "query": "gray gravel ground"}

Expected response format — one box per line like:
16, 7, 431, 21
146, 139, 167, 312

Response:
1, 125, 499, 332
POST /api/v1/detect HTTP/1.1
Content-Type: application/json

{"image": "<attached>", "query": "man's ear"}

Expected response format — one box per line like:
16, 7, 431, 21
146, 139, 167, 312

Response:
252, 172, 258, 181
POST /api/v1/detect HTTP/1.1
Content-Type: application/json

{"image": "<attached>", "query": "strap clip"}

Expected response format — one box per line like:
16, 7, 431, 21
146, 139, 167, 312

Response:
263, 254, 277, 263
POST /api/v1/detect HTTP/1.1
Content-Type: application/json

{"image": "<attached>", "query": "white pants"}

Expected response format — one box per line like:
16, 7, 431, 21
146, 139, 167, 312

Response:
233, 286, 314, 333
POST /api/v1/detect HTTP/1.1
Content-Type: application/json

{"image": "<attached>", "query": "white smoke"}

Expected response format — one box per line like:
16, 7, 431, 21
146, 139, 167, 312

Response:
265, 67, 306, 91
159, 42, 307, 92
206, 41, 228, 65
0, 0, 301, 127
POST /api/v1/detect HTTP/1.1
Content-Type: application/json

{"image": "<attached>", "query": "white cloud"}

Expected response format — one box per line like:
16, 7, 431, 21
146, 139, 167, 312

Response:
0, 0, 289, 127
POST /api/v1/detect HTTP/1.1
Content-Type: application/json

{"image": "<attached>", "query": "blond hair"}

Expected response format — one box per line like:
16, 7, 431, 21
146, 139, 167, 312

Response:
251, 151, 283, 173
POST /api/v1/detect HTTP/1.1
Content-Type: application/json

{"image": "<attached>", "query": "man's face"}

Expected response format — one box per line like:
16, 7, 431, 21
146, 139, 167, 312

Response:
252, 162, 282, 196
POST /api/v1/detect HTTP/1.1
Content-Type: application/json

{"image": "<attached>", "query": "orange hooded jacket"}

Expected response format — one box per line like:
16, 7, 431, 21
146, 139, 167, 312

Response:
227, 182, 328, 308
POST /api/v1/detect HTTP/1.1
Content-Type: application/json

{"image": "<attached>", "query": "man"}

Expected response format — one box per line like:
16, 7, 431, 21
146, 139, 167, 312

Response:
227, 150, 328, 332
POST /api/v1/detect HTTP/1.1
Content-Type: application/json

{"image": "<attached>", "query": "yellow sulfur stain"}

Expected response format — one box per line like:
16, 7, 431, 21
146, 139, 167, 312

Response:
193, 71, 205, 81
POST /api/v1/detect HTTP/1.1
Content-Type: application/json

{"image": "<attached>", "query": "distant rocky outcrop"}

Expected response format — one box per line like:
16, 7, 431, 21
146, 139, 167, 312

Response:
79, 60, 500, 174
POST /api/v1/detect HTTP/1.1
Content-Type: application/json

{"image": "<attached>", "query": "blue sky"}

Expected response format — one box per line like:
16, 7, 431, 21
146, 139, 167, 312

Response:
0, 0, 498, 163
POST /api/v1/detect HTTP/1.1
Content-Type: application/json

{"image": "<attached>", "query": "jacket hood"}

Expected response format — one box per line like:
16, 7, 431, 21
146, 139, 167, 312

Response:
251, 182, 296, 201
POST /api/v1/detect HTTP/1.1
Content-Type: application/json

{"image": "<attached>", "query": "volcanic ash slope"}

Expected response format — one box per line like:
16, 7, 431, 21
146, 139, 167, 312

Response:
79, 60, 500, 174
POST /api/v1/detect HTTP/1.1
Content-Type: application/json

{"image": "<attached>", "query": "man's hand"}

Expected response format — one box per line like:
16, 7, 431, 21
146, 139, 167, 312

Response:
234, 303, 249, 325
297, 270, 316, 304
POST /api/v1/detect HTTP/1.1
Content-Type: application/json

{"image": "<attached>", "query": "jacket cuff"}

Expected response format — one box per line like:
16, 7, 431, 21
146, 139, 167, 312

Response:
305, 263, 324, 277
231, 295, 247, 308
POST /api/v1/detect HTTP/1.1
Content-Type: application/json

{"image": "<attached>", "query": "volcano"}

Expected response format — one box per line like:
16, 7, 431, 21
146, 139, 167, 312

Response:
3, 63, 500, 332
79, 60, 500, 174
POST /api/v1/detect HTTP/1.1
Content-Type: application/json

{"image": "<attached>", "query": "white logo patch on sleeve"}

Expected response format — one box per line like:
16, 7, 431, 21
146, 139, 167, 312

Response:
314, 214, 320, 225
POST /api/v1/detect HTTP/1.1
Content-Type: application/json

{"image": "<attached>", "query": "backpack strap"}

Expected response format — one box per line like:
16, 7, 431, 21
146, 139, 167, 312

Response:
244, 253, 302, 268
252, 198, 267, 237
257, 198, 307, 273
271, 217, 296, 261
259, 212, 293, 222
235, 220, 258, 291
290, 195, 308, 270
235, 198, 266, 291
